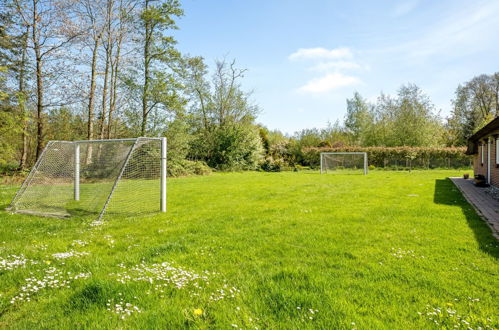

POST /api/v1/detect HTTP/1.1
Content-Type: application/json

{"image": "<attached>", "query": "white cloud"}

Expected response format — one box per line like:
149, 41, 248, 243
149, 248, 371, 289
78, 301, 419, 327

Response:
310, 60, 364, 72
298, 73, 361, 93
288, 46, 367, 94
392, 0, 420, 17
288, 47, 352, 61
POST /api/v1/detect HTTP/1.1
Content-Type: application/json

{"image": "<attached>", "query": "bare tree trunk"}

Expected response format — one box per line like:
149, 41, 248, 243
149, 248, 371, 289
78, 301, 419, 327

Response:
32, 0, 44, 160
85, 36, 101, 164
96, 47, 109, 161
20, 121, 29, 168
87, 38, 100, 141
141, 0, 151, 136
19, 25, 29, 169
107, 33, 122, 139
196, 88, 208, 131
99, 0, 114, 140
99, 44, 111, 139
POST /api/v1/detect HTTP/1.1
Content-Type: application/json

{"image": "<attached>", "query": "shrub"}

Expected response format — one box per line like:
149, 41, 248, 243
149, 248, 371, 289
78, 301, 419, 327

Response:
193, 162, 212, 175
207, 125, 263, 171
168, 159, 212, 177
260, 156, 284, 172
0, 164, 29, 184
294, 165, 310, 171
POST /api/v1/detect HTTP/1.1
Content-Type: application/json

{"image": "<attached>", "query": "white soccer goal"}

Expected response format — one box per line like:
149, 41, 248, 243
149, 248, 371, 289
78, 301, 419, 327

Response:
8, 137, 167, 221
320, 152, 368, 175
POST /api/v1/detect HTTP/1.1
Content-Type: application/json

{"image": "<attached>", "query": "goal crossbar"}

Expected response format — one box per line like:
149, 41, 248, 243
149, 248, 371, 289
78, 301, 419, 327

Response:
9, 137, 167, 221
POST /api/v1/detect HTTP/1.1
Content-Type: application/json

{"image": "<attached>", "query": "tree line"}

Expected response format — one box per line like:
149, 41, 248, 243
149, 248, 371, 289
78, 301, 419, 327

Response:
258, 75, 498, 169
0, 0, 262, 174
0, 0, 498, 175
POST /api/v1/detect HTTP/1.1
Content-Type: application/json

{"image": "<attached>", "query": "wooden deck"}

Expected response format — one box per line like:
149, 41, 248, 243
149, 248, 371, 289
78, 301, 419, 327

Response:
450, 177, 499, 239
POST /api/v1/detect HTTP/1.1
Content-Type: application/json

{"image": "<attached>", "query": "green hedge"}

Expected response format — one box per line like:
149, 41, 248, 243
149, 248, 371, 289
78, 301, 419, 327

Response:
168, 159, 212, 177
303, 146, 471, 169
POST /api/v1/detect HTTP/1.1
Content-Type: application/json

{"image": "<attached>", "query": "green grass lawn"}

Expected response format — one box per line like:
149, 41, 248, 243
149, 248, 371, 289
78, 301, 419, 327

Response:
0, 170, 497, 329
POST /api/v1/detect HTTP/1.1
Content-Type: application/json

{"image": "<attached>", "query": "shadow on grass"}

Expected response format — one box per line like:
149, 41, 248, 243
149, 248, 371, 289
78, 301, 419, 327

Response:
67, 208, 100, 217
0, 201, 11, 211
434, 179, 498, 259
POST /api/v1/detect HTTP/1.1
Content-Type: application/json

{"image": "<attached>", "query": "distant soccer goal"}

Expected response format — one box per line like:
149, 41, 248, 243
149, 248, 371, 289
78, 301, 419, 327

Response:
8, 137, 167, 221
320, 152, 368, 175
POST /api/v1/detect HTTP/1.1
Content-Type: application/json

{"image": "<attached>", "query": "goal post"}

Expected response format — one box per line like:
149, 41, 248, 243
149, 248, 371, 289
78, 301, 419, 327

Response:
74, 143, 80, 201
161, 137, 167, 212
320, 152, 368, 175
9, 137, 167, 221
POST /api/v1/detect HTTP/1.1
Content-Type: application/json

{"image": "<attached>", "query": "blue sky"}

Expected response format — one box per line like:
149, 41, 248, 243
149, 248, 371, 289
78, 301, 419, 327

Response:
174, 0, 499, 134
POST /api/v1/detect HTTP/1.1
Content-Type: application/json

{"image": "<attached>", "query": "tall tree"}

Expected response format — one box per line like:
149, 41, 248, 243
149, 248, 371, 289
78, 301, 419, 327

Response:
447, 73, 499, 145
138, 0, 182, 135
78, 0, 106, 143
76, 0, 108, 163
344, 92, 373, 145
182, 55, 210, 131
98, 0, 114, 140
0, 26, 18, 165
13, 0, 82, 159
0, 6, 31, 167
185, 58, 262, 169
0, 65, 22, 165
391, 84, 441, 147
107, 0, 136, 138
17, 24, 29, 168
212, 59, 252, 126
342, 86, 443, 147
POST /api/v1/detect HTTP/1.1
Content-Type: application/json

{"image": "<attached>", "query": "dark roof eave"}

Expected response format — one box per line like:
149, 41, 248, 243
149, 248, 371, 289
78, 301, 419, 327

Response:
468, 117, 499, 142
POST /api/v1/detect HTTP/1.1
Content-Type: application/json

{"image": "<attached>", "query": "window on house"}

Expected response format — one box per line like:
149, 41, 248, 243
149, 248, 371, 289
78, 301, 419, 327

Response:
496, 138, 499, 164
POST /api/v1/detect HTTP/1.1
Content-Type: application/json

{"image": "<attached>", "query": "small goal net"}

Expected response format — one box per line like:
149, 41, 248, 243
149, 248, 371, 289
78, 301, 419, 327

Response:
320, 152, 368, 175
8, 137, 167, 221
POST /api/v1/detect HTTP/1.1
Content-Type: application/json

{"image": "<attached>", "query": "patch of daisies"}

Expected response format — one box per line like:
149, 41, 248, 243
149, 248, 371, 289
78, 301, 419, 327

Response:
196, 246, 223, 257
3, 244, 243, 324
111, 261, 240, 303
104, 235, 116, 248
51, 250, 90, 259
296, 306, 319, 322
71, 240, 89, 247
390, 247, 425, 259
0, 254, 38, 271
2, 246, 91, 305
32, 243, 48, 251
113, 261, 209, 289
10, 267, 91, 304
417, 299, 495, 329
209, 285, 240, 302
107, 294, 142, 319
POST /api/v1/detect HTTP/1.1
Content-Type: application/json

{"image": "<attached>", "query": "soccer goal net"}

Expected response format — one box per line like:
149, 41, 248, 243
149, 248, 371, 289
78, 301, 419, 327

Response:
8, 137, 167, 221
320, 152, 368, 175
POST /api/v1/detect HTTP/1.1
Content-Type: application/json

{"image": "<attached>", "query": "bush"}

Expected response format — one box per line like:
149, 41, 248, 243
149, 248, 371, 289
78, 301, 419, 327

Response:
293, 165, 311, 171
168, 159, 212, 177
0, 163, 22, 176
207, 125, 263, 171
260, 157, 284, 172
0, 164, 29, 184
